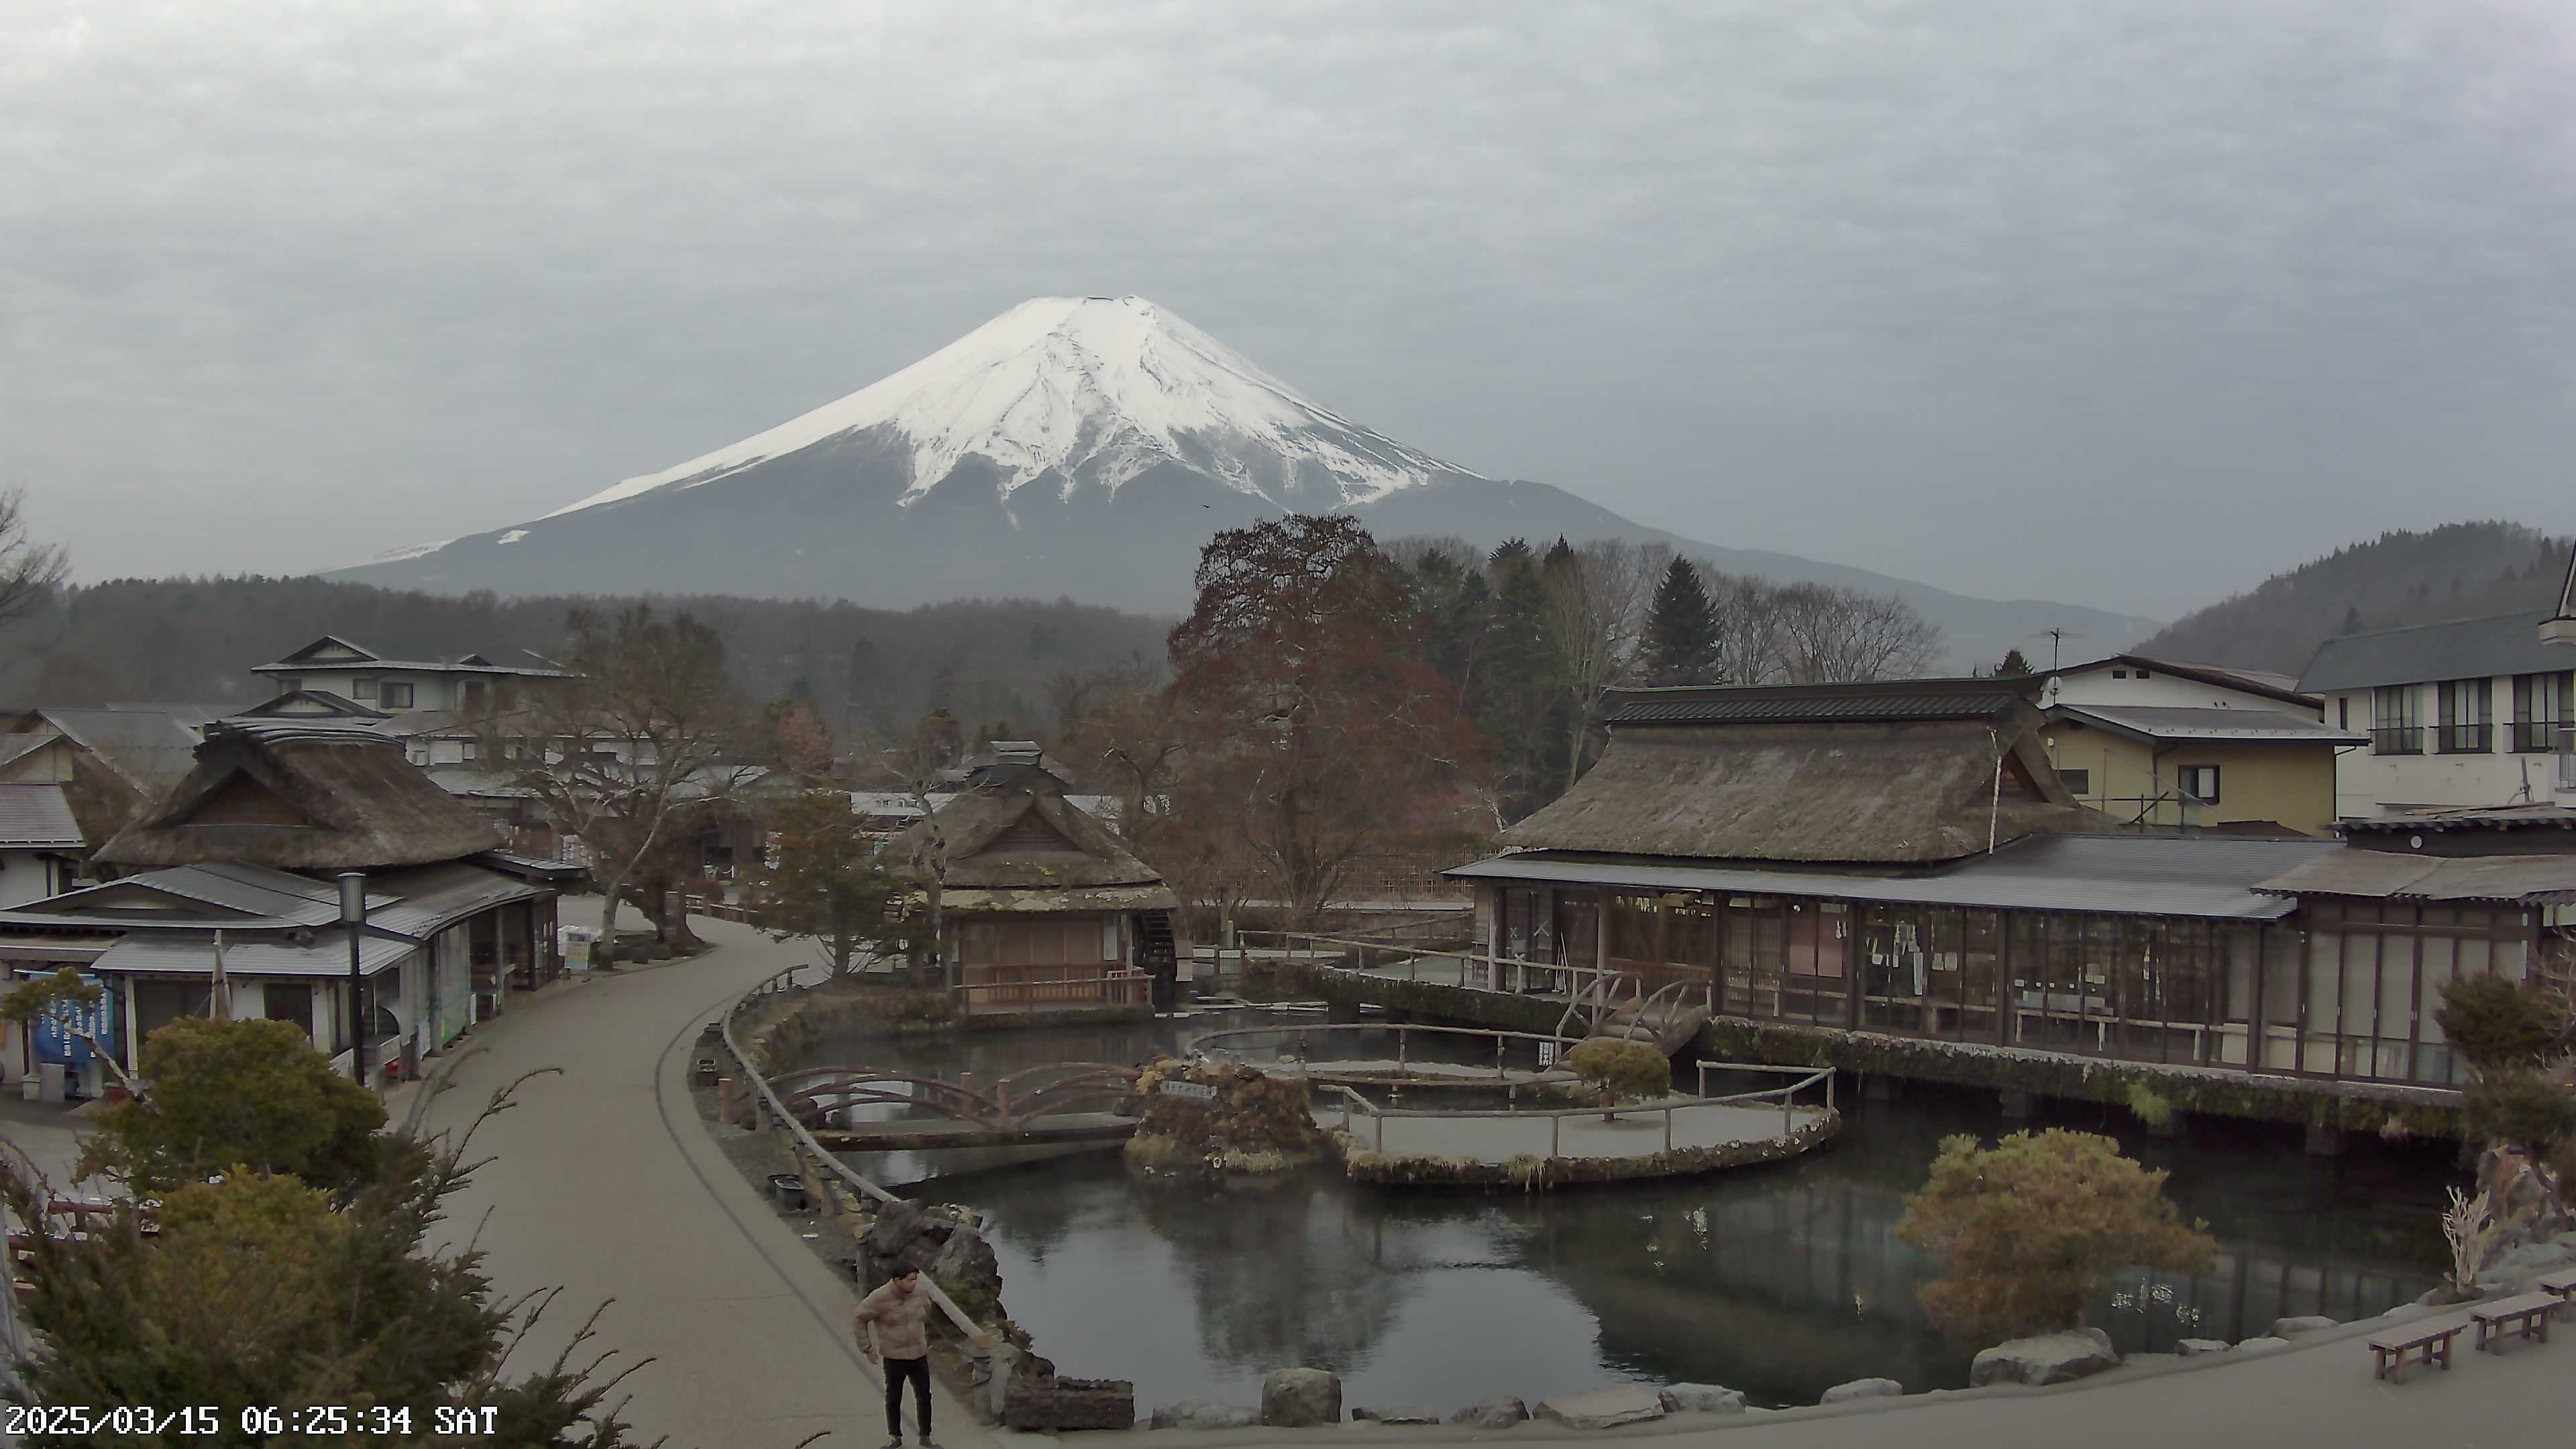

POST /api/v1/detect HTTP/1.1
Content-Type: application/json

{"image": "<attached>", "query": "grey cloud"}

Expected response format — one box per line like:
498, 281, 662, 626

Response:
4, 1, 2573, 616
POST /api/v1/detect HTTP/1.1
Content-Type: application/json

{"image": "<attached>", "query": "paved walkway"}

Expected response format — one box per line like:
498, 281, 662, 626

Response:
412, 915, 993, 1449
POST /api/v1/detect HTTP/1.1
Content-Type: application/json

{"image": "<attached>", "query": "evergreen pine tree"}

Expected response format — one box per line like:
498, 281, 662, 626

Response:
1640, 557, 1723, 686
1993, 647, 2034, 677
2338, 604, 2365, 635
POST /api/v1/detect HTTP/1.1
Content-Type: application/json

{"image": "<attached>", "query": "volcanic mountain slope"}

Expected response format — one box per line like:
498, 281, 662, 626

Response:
341, 295, 2153, 666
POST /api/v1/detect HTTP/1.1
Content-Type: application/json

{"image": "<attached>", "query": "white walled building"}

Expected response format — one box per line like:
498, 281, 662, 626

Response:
254, 635, 565, 716
2300, 610, 2576, 820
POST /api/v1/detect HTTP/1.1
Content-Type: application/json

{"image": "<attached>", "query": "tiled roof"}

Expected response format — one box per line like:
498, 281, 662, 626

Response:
2255, 850, 2576, 905
1605, 680, 2029, 727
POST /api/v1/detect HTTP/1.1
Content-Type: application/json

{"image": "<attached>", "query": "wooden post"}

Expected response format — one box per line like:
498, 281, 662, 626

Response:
1550, 1112, 1562, 1157
1496, 1035, 1505, 1080
1782, 1089, 1793, 1138
1397, 1028, 1407, 1071
1663, 1105, 1674, 1153
1375, 1111, 1385, 1152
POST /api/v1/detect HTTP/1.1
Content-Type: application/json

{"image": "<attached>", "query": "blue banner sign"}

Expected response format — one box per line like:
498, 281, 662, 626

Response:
21, 972, 115, 1068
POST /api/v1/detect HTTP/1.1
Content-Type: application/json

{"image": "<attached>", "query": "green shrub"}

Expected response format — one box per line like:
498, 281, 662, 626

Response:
2434, 975, 2567, 1072
2463, 1067, 2576, 1157
1564, 1038, 1672, 1104
1896, 1129, 2216, 1343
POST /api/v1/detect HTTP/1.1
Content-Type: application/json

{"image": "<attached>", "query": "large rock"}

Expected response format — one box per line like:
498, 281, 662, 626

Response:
1448, 1398, 1529, 1430
1151, 1401, 1258, 1430
1005, 1377, 1136, 1432
2233, 1336, 2290, 1352
1969, 1328, 2118, 1389
1352, 1407, 1439, 1426
2268, 1316, 2337, 1338
1260, 1368, 1343, 1428
2174, 1338, 2231, 1358
1819, 1378, 1904, 1405
1535, 1385, 1667, 1430
1657, 1385, 1747, 1415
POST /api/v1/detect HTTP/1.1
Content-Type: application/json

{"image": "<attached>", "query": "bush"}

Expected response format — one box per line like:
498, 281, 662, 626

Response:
2435, 975, 2567, 1072
2124, 1083, 2174, 1130
2463, 1068, 2576, 1158
1564, 1038, 1672, 1104
80, 1017, 387, 1194
1895, 1129, 2217, 1343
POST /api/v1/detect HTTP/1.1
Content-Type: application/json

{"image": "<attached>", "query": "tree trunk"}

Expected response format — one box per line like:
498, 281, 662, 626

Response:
594, 867, 627, 967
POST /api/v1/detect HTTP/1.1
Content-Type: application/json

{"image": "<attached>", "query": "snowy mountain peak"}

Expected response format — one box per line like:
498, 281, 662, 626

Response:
545, 295, 1480, 520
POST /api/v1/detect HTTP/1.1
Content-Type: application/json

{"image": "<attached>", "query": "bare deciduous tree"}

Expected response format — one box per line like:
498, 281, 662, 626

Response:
486, 605, 754, 966
1772, 581, 1943, 682
1540, 539, 1664, 788
0, 486, 69, 625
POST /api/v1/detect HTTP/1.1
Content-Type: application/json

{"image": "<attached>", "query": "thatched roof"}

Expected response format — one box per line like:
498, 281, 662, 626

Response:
95, 720, 504, 872
1501, 708, 2092, 865
895, 775, 1168, 896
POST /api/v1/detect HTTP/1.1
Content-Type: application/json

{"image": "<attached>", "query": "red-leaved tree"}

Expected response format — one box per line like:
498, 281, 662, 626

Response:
1165, 516, 1485, 926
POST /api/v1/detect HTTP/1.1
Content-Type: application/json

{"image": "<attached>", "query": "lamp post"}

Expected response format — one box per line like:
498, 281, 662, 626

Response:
338, 871, 368, 1088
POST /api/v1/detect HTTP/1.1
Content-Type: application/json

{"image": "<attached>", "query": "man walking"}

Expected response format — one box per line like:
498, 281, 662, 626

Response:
856, 1267, 938, 1449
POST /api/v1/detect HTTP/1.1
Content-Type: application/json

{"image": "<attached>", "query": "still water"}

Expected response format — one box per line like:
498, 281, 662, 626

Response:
804, 1010, 2449, 1411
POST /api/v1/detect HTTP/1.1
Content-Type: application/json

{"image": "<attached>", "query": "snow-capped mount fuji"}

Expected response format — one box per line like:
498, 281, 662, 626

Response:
342, 296, 2156, 667
546, 295, 1474, 520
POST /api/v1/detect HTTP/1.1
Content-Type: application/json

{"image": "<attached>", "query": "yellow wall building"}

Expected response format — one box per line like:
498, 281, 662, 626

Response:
2040, 706, 2357, 836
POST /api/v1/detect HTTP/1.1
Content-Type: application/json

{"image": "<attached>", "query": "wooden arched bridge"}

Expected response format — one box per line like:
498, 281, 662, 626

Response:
770, 1062, 1145, 1151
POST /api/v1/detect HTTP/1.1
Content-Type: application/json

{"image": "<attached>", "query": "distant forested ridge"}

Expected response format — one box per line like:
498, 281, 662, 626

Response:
0, 576, 1172, 739
2135, 523, 2573, 676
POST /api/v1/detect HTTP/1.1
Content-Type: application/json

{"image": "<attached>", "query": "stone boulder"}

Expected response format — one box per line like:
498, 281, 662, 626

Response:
1005, 1377, 1136, 1432
1535, 1386, 1667, 1430
1448, 1398, 1529, 1430
2268, 1316, 2337, 1338
2174, 1338, 2231, 1357
1657, 1385, 1747, 1415
1261, 1368, 1343, 1428
2233, 1336, 2290, 1352
1151, 1401, 1258, 1431
1352, 1407, 1439, 1426
1969, 1328, 2119, 1388
1819, 1378, 1904, 1405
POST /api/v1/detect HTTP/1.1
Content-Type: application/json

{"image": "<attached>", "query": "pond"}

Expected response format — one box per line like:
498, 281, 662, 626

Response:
803, 1008, 2451, 1411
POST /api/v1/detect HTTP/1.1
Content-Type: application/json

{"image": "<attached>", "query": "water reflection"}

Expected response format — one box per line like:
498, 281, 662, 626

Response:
802, 1011, 2449, 1409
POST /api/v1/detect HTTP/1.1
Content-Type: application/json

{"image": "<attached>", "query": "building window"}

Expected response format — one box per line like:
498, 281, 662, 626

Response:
2511, 671, 2574, 753
2136, 669, 2151, 679
461, 738, 480, 761
2110, 669, 2128, 679
2371, 686, 2422, 755
380, 681, 416, 710
2056, 768, 2092, 796
275, 676, 299, 695
2175, 765, 2220, 803
351, 677, 378, 700
2337, 697, 2349, 730
2435, 678, 2491, 755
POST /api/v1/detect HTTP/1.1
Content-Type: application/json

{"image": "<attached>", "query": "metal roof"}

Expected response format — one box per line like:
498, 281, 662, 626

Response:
1605, 680, 2027, 727
2054, 655, 2319, 708
36, 708, 208, 794
2341, 806, 2576, 834
89, 929, 417, 979
2255, 850, 2576, 905
2298, 611, 2572, 694
1446, 833, 2334, 921
0, 784, 83, 849
2047, 704, 2367, 745
364, 862, 548, 938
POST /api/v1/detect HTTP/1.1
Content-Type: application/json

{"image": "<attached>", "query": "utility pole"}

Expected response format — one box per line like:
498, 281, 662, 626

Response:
339, 872, 369, 1090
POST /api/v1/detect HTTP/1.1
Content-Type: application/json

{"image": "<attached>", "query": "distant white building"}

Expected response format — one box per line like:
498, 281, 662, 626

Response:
252, 635, 566, 716
2300, 550, 2576, 819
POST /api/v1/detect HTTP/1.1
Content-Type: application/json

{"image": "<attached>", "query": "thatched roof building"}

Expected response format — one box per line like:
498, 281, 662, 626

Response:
95, 720, 504, 873
1501, 679, 2092, 866
898, 771, 1179, 912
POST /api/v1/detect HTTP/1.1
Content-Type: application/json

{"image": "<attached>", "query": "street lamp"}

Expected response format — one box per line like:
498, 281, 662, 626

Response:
338, 871, 368, 1088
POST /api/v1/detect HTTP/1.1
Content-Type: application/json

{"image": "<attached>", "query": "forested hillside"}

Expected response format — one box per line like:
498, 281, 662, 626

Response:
2135, 523, 2571, 676
0, 576, 1172, 740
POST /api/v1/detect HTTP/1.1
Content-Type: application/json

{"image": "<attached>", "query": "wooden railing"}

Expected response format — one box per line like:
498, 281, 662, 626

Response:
1326, 1061, 1834, 1157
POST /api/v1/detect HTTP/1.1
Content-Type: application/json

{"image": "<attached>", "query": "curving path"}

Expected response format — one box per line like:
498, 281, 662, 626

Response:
411, 912, 991, 1449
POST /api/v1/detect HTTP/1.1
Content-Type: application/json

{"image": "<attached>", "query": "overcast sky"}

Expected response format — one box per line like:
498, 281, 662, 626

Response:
8, 1, 2574, 619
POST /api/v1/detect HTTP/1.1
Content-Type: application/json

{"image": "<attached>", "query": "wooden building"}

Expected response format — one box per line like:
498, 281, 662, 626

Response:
0, 720, 568, 1093
897, 770, 1179, 1010
1448, 680, 2571, 1090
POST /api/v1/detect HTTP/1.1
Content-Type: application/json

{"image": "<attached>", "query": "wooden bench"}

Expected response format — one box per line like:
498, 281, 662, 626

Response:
2468, 1293, 2562, 1353
2535, 1268, 2576, 1307
2366, 1318, 2467, 1380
